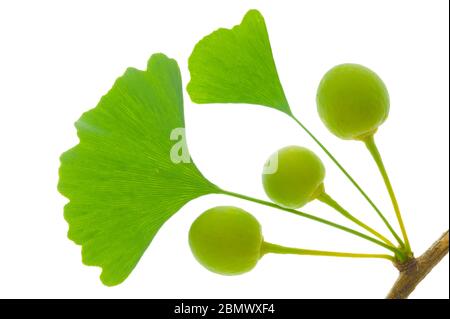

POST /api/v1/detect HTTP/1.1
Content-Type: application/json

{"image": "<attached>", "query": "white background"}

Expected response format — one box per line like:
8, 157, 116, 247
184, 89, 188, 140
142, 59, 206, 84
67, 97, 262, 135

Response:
0, 0, 448, 299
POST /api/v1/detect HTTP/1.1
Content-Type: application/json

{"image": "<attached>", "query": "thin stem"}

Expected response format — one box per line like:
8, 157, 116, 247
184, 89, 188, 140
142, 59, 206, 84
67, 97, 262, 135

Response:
290, 115, 405, 248
221, 190, 404, 259
317, 192, 395, 248
363, 134, 411, 252
262, 242, 395, 262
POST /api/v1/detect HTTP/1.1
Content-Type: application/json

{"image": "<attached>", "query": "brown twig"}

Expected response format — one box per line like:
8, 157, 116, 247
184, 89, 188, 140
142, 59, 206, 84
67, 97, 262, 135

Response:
387, 230, 449, 299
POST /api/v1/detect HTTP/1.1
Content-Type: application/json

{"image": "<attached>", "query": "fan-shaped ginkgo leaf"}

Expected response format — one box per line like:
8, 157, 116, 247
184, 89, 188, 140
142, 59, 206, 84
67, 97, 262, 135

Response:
187, 9, 291, 115
58, 53, 220, 286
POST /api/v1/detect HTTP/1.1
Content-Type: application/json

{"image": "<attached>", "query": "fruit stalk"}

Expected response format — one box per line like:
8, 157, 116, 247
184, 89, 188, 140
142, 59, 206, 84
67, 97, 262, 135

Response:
317, 192, 395, 248
363, 134, 411, 252
262, 242, 395, 261
290, 116, 405, 247
387, 230, 449, 299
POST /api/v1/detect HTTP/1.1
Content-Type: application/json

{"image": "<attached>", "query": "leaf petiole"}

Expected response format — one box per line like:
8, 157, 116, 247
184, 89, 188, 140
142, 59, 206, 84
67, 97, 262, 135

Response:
221, 190, 406, 261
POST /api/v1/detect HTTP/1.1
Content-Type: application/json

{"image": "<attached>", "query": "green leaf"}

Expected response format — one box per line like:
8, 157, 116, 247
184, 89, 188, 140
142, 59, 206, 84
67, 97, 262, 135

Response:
58, 53, 220, 286
187, 9, 291, 115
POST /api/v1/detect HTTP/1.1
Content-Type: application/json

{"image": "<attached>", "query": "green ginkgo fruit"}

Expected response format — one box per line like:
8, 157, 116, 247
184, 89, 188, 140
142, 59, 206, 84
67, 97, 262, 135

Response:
262, 146, 326, 209
188, 206, 396, 277
316, 64, 390, 140
189, 206, 263, 275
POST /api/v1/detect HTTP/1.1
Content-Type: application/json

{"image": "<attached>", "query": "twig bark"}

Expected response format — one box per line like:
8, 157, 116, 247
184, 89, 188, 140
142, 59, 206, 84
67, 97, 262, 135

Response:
387, 230, 449, 299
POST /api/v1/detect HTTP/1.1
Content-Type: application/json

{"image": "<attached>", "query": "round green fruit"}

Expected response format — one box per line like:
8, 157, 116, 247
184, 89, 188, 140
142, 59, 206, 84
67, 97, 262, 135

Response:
262, 146, 325, 209
316, 63, 390, 140
188, 206, 263, 275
